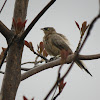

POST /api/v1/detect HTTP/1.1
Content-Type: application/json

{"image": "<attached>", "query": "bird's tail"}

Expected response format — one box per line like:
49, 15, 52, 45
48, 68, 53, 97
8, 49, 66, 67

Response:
75, 60, 92, 76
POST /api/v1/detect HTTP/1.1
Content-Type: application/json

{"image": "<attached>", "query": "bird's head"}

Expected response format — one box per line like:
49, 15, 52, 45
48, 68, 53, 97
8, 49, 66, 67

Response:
41, 27, 56, 35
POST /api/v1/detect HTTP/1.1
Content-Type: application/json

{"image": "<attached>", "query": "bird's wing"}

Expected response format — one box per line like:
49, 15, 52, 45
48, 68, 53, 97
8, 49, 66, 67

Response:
51, 33, 92, 76
58, 33, 70, 46
51, 33, 72, 53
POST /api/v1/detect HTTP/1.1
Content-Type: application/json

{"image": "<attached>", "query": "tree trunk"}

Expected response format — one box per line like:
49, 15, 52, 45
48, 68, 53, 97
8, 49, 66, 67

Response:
0, 0, 29, 100
1, 41, 24, 100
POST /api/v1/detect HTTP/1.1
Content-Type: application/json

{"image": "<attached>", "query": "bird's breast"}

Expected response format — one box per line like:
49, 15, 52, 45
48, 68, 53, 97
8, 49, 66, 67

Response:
43, 36, 60, 56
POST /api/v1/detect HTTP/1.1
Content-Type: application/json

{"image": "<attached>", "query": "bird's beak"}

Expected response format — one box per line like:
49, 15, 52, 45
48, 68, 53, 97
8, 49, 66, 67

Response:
41, 28, 44, 31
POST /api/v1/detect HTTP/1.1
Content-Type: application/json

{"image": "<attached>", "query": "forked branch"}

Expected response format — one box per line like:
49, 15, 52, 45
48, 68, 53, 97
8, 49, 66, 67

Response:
0, 21, 13, 42
20, 0, 56, 41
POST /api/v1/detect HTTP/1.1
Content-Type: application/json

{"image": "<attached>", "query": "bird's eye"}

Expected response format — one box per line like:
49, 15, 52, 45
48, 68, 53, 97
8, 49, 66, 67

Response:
44, 28, 49, 31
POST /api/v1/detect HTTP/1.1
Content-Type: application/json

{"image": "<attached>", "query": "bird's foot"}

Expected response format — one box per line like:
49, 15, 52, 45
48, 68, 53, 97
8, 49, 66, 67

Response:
49, 56, 60, 62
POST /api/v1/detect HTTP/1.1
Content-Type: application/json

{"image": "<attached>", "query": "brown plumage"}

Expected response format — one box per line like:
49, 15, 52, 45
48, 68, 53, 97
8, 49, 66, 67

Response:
41, 27, 92, 76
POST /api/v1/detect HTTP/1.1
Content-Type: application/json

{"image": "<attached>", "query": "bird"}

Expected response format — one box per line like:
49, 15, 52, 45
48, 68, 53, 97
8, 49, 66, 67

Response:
41, 27, 92, 76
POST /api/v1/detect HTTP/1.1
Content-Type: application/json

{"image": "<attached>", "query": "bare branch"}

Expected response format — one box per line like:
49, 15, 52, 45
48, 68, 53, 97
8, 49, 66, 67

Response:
21, 61, 35, 65
21, 60, 44, 66
20, 0, 56, 41
0, 21, 13, 41
78, 54, 100, 60
0, 67, 31, 74
21, 59, 60, 81
33, 51, 48, 61
44, 78, 58, 100
21, 53, 100, 81
79, 14, 100, 53
0, 70, 4, 74
0, 0, 7, 14
21, 67, 32, 71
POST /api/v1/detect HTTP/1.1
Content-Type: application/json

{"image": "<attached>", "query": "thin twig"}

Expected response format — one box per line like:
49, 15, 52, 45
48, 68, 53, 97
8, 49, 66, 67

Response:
21, 61, 35, 65
21, 67, 32, 71
0, 67, 32, 74
20, 0, 56, 41
21, 60, 44, 66
45, 66, 61, 100
33, 51, 48, 61
51, 85, 58, 100
51, 68, 61, 100
44, 78, 58, 100
0, 70, 4, 74
79, 14, 100, 53
0, 0, 7, 14
53, 92, 61, 100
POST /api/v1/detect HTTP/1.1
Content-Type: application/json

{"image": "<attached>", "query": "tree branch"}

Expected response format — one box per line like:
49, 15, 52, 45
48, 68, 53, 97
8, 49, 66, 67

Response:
21, 67, 32, 71
1, 53, 99, 74
20, 0, 56, 41
0, 70, 4, 74
0, 67, 31, 74
21, 53, 100, 81
0, 21, 13, 42
78, 54, 100, 60
0, 0, 7, 14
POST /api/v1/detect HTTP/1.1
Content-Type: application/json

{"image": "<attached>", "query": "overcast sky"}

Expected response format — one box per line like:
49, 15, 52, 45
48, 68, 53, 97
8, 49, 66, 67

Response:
0, 0, 100, 100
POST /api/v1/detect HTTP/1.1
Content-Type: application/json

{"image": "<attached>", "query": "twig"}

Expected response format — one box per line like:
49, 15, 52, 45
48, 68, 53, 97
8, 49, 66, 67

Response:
21, 67, 32, 71
51, 85, 58, 100
21, 60, 44, 66
0, 70, 4, 74
0, 0, 7, 14
51, 66, 62, 100
45, 66, 62, 100
0, 21, 13, 41
20, 0, 56, 41
79, 14, 100, 53
33, 51, 48, 62
53, 92, 61, 100
21, 61, 35, 65
0, 67, 32, 74
44, 78, 58, 100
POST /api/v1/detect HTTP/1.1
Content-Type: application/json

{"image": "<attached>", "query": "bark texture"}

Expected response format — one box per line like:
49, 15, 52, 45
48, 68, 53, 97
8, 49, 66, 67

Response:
0, 0, 29, 100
